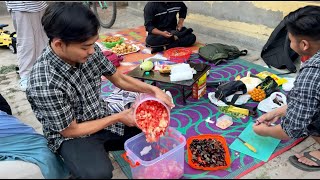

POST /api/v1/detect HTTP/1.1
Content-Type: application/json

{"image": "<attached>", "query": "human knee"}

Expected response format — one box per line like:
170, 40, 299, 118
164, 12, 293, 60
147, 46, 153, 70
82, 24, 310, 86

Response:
180, 33, 196, 47
188, 33, 197, 45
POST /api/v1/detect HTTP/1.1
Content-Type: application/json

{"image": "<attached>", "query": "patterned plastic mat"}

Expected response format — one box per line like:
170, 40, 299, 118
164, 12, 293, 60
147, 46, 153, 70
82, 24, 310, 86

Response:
101, 57, 303, 179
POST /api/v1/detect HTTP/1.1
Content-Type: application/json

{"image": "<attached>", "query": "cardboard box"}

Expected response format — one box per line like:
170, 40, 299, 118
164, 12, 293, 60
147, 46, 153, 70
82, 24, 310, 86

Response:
192, 73, 207, 99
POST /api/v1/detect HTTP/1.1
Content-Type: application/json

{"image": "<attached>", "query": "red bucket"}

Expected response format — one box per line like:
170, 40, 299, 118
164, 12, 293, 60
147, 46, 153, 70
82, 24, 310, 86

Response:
164, 47, 192, 63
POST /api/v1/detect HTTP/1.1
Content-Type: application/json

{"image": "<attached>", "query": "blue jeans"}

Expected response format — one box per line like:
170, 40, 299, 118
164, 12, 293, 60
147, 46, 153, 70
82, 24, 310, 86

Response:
58, 127, 141, 179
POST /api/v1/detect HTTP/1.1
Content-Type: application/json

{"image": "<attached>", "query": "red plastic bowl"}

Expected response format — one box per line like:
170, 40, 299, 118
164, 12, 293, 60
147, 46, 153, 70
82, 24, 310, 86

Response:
187, 134, 231, 171
164, 47, 192, 63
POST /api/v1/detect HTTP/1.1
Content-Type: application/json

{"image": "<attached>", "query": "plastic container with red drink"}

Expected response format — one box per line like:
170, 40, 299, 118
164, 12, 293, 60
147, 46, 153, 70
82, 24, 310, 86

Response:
133, 93, 171, 142
122, 127, 186, 179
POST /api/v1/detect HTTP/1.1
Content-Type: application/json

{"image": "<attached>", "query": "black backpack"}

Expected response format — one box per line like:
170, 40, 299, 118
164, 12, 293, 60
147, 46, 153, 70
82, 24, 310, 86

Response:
261, 20, 299, 73
198, 43, 248, 65
214, 80, 247, 105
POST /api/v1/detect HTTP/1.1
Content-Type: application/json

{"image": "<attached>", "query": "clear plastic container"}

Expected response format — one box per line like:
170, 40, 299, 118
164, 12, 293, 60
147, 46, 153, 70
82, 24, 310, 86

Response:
216, 115, 233, 129
122, 127, 186, 179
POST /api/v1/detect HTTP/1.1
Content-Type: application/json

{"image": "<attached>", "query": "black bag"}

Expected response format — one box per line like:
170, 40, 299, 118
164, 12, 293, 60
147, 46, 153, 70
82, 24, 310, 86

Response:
199, 43, 248, 65
261, 20, 299, 74
214, 80, 247, 105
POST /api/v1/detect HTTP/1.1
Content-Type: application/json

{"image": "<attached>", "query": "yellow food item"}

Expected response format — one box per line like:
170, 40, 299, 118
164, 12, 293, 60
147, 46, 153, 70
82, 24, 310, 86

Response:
227, 105, 249, 116
159, 65, 171, 73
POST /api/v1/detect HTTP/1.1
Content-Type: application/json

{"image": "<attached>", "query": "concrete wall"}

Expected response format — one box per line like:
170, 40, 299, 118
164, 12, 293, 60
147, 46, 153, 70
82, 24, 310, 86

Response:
128, 1, 320, 49
0, 2, 9, 16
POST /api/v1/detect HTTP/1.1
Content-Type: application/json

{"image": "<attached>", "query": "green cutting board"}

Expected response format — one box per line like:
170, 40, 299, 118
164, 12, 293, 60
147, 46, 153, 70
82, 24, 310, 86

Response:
229, 122, 281, 162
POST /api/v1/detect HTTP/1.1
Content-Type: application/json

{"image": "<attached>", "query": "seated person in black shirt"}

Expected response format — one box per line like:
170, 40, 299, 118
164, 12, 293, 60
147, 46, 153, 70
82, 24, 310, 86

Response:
144, 2, 196, 54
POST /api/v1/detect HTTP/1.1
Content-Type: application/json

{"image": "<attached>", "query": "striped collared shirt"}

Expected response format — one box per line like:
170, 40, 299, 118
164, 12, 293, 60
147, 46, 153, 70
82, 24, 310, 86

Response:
26, 43, 120, 153
5, 1, 47, 13
280, 51, 320, 138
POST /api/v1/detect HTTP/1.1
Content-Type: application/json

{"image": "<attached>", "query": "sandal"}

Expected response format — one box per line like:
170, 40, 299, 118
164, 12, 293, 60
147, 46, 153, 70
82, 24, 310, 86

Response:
288, 150, 320, 172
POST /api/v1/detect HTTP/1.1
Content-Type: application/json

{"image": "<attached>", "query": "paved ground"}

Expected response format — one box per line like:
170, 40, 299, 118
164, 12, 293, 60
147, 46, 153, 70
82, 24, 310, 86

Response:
0, 6, 319, 179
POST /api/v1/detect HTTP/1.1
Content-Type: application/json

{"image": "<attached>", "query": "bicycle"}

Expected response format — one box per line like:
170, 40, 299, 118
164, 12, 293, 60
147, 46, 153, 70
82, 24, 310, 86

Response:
83, 1, 117, 29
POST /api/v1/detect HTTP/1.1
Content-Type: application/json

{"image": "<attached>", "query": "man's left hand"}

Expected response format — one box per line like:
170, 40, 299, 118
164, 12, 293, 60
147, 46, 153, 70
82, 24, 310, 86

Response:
153, 87, 175, 108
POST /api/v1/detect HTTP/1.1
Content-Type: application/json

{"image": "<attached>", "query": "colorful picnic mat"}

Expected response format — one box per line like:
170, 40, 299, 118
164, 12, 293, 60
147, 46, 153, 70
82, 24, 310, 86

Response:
99, 26, 304, 179
97, 26, 202, 73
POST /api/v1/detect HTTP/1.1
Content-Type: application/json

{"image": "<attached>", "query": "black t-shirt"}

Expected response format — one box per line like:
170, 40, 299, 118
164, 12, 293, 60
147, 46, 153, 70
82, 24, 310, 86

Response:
144, 2, 187, 34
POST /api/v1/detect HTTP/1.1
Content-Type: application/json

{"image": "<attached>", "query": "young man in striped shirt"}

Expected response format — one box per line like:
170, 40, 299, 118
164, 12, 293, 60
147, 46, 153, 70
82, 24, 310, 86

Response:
5, 1, 48, 91
253, 5, 320, 172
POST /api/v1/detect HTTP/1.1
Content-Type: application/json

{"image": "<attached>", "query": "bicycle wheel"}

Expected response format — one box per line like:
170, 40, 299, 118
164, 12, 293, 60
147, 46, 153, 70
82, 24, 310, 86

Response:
92, 1, 117, 29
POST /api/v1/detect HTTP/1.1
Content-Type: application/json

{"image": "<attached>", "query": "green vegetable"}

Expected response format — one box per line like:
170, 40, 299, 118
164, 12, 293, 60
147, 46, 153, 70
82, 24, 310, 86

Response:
140, 60, 154, 71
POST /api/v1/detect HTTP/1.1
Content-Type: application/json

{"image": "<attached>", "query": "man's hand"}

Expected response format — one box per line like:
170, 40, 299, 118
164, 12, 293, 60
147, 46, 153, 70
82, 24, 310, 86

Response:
153, 87, 175, 108
118, 108, 136, 127
254, 105, 287, 126
254, 111, 281, 126
177, 23, 183, 31
162, 31, 172, 38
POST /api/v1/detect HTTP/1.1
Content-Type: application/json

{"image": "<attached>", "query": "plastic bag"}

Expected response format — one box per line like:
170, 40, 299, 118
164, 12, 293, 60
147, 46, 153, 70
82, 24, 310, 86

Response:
282, 77, 295, 91
257, 92, 287, 113
256, 71, 288, 86
208, 92, 251, 106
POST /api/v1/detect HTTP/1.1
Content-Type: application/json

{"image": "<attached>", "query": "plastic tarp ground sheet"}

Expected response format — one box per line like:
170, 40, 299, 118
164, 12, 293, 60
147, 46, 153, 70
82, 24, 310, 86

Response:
99, 26, 304, 179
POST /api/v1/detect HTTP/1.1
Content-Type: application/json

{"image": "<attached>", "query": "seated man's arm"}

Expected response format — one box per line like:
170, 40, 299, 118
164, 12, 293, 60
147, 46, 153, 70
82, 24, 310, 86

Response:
143, 3, 156, 34
60, 109, 134, 138
177, 2, 188, 31
27, 86, 135, 138
106, 70, 174, 108
253, 66, 320, 140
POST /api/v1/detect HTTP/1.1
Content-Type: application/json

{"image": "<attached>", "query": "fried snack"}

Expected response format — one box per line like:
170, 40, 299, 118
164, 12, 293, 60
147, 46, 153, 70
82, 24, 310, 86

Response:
159, 65, 171, 73
102, 36, 121, 43
111, 43, 137, 54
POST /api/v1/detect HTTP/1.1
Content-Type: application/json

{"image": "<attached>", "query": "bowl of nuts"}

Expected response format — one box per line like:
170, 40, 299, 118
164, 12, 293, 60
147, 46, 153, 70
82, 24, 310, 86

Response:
187, 134, 231, 171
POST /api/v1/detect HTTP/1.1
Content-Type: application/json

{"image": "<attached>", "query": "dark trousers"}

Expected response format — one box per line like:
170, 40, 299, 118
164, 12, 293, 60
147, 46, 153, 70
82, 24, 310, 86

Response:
58, 126, 141, 179
146, 32, 196, 49
0, 93, 12, 115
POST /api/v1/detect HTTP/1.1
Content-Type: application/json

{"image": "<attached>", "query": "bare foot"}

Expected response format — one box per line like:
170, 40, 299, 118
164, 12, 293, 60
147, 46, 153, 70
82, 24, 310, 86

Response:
295, 150, 320, 167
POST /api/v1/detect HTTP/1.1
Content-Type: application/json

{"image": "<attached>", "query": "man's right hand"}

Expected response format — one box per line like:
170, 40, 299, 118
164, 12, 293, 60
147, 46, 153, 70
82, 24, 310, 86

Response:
162, 31, 172, 38
254, 111, 281, 126
254, 105, 287, 126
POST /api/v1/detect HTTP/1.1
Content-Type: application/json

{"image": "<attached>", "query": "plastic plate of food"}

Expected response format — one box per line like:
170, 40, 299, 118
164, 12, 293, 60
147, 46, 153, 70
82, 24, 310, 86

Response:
101, 36, 124, 49
111, 43, 140, 56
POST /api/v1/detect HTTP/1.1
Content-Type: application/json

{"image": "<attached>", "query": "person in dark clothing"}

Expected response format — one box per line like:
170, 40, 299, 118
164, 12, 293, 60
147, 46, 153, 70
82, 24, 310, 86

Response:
144, 2, 196, 54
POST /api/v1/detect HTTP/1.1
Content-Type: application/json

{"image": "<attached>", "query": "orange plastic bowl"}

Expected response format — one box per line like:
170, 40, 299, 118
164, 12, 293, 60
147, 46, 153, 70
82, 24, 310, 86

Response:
164, 47, 192, 63
187, 134, 231, 171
